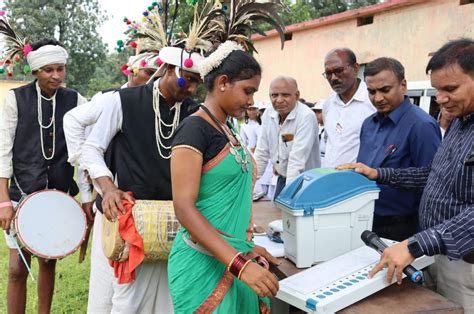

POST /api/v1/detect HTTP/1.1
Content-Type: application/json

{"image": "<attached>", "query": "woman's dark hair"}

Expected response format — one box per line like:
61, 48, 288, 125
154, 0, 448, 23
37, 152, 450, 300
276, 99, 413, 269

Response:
244, 109, 262, 125
30, 38, 64, 51
426, 38, 474, 76
204, 49, 261, 92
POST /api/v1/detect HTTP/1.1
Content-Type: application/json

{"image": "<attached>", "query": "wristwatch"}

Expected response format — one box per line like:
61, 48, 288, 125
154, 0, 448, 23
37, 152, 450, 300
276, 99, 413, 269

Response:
407, 236, 424, 258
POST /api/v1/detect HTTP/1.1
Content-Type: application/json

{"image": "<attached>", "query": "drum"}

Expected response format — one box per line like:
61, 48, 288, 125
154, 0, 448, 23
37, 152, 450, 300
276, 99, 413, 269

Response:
102, 200, 180, 262
12, 189, 87, 259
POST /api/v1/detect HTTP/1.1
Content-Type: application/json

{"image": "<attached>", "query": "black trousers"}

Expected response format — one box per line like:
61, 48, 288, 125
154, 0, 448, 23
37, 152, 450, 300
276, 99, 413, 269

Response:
372, 214, 418, 241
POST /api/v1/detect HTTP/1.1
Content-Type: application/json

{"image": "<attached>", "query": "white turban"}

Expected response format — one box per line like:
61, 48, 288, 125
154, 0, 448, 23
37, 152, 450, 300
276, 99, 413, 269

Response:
26, 45, 68, 71
158, 46, 204, 74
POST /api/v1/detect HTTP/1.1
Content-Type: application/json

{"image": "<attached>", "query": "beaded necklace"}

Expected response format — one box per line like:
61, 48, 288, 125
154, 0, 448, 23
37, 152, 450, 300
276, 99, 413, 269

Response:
36, 81, 56, 160
152, 78, 182, 159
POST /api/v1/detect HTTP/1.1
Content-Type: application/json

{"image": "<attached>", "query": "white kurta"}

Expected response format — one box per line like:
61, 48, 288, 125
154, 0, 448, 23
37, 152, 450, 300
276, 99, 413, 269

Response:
254, 101, 321, 184
0, 88, 91, 202
63, 87, 173, 314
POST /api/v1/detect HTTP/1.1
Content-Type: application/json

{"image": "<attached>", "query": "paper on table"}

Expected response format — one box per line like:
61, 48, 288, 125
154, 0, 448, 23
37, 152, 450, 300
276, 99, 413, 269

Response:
281, 246, 380, 295
253, 235, 285, 257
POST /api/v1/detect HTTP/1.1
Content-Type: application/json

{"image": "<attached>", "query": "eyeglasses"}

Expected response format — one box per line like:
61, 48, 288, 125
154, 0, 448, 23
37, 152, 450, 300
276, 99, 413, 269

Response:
322, 64, 353, 79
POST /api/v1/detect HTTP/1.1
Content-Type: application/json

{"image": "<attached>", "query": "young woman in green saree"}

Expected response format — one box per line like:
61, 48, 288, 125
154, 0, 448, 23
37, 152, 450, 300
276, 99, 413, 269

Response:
168, 42, 280, 313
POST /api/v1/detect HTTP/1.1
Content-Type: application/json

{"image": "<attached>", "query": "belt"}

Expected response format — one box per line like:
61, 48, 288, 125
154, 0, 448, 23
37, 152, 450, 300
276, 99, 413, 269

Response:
373, 214, 418, 224
462, 252, 474, 264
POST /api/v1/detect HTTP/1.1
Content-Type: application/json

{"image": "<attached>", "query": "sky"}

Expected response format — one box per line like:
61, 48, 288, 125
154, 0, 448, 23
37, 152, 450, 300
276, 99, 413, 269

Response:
98, 0, 153, 52
0, 0, 153, 52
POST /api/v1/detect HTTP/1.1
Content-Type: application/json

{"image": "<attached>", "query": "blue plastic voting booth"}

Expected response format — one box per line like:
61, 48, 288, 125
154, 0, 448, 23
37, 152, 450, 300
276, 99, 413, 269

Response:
275, 169, 380, 268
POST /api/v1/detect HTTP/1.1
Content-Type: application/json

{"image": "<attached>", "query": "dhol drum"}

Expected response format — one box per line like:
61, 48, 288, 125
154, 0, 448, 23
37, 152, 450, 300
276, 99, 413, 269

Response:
12, 189, 87, 259
102, 200, 180, 262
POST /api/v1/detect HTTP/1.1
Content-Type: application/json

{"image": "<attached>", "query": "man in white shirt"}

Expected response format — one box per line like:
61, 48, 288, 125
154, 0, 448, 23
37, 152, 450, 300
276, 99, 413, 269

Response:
64, 52, 161, 313
64, 45, 203, 313
0, 38, 89, 314
322, 48, 376, 168
255, 76, 321, 199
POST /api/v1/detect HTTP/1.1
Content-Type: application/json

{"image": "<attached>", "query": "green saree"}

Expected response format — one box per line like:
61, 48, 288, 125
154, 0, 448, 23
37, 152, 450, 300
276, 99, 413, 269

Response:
168, 144, 270, 313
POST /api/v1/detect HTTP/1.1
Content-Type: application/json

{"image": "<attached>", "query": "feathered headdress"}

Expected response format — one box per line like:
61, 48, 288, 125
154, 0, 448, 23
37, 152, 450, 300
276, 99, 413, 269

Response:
121, 3, 169, 54
195, 0, 287, 78
0, 11, 32, 76
184, 0, 286, 53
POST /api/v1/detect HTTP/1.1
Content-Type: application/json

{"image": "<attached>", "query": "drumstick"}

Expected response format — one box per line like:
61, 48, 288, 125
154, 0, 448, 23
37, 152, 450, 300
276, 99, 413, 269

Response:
79, 189, 97, 263
13, 239, 35, 281
79, 221, 93, 263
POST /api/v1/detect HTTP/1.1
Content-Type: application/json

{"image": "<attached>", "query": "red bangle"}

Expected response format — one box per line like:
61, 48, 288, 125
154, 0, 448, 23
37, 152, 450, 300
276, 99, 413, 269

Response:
238, 260, 252, 279
0, 201, 12, 209
228, 253, 250, 278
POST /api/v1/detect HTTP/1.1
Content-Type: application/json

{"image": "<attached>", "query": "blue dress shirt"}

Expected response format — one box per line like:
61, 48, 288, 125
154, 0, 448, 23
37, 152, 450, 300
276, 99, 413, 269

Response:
358, 97, 441, 216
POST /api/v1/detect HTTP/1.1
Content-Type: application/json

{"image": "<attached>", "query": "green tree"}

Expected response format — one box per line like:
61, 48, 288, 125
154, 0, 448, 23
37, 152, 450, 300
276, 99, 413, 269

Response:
86, 52, 130, 98
281, 0, 380, 26
4, 0, 107, 95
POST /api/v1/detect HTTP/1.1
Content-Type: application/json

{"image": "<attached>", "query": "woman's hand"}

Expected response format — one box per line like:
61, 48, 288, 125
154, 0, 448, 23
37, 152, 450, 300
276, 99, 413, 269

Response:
239, 262, 279, 297
249, 245, 281, 266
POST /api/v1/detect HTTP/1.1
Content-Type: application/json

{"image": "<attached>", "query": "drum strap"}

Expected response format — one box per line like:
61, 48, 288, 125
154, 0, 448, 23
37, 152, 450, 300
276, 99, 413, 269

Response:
13, 173, 48, 197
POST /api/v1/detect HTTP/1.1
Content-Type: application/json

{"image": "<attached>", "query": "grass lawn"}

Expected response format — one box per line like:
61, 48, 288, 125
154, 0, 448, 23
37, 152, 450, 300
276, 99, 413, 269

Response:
0, 235, 91, 313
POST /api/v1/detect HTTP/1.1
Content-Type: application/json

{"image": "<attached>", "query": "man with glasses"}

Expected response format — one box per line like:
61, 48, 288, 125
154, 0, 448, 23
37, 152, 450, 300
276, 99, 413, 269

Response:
255, 76, 320, 199
337, 39, 473, 312
321, 48, 376, 167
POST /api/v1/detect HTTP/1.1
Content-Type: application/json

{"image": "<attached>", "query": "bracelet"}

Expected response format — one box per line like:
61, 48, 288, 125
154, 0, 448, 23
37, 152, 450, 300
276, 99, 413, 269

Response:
227, 252, 242, 271
0, 201, 12, 209
255, 255, 270, 270
228, 253, 250, 278
237, 260, 252, 279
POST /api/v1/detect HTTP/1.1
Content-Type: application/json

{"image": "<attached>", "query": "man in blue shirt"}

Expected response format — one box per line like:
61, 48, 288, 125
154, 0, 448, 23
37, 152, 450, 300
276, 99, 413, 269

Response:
358, 57, 441, 241
338, 39, 473, 311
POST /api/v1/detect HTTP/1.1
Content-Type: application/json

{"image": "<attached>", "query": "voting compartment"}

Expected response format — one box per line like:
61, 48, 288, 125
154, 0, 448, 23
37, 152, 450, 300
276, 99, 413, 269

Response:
275, 169, 380, 268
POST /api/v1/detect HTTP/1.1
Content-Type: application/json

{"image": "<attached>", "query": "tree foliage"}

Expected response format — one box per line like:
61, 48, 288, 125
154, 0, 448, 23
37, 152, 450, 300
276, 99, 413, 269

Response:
4, 0, 108, 95
280, 0, 380, 26
86, 52, 130, 98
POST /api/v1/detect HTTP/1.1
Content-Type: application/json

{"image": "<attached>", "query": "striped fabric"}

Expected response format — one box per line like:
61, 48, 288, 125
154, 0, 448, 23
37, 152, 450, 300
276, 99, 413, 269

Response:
377, 113, 473, 260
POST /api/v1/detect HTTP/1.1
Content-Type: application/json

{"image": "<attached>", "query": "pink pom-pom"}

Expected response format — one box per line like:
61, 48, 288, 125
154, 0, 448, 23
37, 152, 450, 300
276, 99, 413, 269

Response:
23, 44, 33, 57
121, 63, 129, 71
0, 10, 6, 16
156, 58, 163, 66
183, 58, 193, 68
123, 69, 132, 76
140, 59, 147, 67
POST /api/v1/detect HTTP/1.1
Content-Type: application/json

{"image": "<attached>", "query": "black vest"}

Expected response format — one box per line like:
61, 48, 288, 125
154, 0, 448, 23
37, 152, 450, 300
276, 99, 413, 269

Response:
9, 81, 79, 201
108, 81, 198, 200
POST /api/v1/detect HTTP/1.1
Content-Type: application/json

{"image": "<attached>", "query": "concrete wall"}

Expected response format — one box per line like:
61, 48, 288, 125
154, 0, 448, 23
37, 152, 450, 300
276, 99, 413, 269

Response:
0, 80, 28, 104
253, 0, 474, 102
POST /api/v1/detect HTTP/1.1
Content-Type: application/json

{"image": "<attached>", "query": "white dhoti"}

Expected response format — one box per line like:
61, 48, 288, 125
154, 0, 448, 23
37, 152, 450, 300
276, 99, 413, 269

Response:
87, 210, 173, 314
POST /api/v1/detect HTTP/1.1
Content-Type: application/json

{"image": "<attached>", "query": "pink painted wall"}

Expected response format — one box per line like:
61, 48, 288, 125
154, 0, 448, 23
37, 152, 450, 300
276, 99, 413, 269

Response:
253, 0, 474, 102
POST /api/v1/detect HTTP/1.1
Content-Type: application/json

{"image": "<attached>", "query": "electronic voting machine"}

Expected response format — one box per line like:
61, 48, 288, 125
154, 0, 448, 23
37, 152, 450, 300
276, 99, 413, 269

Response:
276, 240, 435, 313
275, 169, 380, 268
